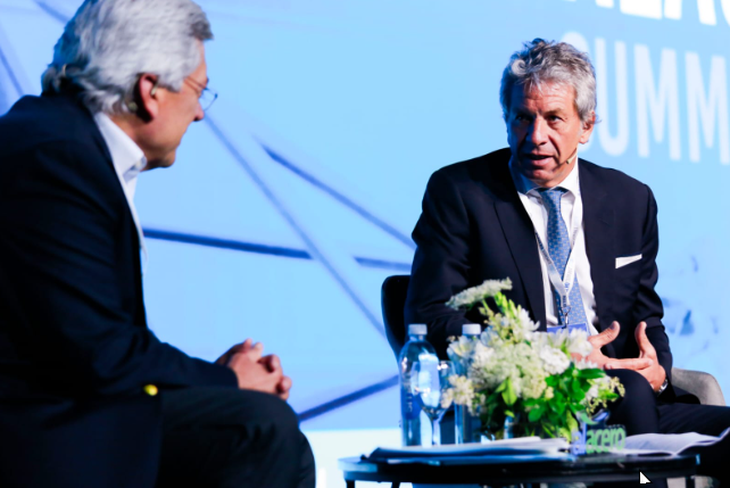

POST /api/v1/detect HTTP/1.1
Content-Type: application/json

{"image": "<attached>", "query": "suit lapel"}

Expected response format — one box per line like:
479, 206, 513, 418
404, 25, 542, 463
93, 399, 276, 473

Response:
579, 161, 614, 332
488, 160, 546, 329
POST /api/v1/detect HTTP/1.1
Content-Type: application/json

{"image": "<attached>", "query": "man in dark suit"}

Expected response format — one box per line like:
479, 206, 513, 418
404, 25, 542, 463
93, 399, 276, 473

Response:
405, 38, 730, 481
0, 1, 314, 487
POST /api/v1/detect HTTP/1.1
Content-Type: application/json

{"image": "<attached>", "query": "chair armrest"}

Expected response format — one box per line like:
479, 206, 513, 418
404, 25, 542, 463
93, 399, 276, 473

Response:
671, 367, 726, 406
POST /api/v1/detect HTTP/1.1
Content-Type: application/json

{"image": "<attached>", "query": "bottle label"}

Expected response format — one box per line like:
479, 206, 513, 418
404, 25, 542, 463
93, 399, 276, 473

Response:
401, 388, 422, 420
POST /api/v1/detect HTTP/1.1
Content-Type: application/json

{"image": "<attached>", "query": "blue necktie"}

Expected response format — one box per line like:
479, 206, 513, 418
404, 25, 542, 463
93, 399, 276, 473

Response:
539, 188, 587, 326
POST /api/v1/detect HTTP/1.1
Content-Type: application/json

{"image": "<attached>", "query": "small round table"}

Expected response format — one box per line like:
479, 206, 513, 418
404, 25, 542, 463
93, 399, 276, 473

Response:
339, 452, 698, 487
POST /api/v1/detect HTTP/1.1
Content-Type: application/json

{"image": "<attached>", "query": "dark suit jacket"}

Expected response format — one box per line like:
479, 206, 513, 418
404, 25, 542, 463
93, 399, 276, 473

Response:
405, 148, 672, 381
0, 92, 236, 487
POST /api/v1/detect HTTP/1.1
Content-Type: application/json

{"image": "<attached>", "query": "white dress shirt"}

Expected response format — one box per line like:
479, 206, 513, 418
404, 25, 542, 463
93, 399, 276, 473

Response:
509, 160, 599, 335
93, 112, 148, 270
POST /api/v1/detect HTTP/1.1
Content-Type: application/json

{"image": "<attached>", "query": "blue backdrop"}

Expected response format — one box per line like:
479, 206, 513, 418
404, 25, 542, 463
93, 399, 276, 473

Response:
1, 0, 729, 464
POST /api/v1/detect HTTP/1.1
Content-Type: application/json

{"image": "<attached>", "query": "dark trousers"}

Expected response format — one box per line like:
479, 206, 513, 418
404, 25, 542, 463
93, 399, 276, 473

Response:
607, 369, 730, 484
0, 396, 161, 488
155, 387, 315, 488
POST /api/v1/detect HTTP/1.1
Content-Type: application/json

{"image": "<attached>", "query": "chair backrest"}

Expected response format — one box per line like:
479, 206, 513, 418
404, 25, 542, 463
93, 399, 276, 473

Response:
381, 275, 410, 362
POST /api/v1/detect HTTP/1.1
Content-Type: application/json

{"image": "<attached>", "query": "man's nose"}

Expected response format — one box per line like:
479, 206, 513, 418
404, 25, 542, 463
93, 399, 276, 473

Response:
527, 118, 548, 145
194, 102, 205, 122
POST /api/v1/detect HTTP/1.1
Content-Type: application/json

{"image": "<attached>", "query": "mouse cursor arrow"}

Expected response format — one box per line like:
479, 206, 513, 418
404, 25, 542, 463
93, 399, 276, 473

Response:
640, 472, 651, 484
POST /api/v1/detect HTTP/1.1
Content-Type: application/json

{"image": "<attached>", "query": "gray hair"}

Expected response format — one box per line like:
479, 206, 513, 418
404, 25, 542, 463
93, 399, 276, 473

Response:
500, 38, 596, 125
41, 0, 212, 114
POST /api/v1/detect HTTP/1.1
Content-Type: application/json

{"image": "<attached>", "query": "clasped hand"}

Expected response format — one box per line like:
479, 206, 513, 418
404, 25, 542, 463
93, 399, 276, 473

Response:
216, 339, 292, 400
577, 321, 666, 391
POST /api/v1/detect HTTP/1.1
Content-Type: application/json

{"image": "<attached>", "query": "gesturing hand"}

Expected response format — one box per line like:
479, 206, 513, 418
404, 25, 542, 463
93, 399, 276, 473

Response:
612, 321, 666, 391
578, 321, 618, 368
577, 322, 653, 372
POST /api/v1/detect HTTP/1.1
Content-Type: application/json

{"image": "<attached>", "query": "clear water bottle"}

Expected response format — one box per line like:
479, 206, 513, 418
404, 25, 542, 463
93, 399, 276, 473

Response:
398, 323, 438, 446
455, 323, 481, 444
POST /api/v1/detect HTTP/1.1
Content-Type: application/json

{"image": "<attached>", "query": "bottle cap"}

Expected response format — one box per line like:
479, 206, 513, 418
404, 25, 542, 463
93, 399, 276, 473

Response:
462, 323, 481, 335
408, 324, 427, 335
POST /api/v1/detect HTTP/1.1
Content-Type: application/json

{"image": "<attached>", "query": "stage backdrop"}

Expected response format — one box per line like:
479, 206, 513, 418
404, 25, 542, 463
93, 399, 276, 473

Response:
1, 0, 729, 485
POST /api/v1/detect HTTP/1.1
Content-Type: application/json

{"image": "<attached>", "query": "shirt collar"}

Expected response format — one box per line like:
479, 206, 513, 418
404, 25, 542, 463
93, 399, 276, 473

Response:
93, 112, 147, 187
509, 154, 581, 197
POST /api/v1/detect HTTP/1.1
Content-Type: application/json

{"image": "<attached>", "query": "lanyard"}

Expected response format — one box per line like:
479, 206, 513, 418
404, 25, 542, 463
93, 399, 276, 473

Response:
534, 191, 582, 326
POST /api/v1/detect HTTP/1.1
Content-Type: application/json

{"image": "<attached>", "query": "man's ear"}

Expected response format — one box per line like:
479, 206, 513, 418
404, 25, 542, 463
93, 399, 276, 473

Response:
132, 74, 160, 122
579, 112, 596, 144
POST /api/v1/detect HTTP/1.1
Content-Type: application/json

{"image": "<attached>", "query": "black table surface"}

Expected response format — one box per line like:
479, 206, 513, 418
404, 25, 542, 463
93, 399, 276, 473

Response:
339, 452, 698, 485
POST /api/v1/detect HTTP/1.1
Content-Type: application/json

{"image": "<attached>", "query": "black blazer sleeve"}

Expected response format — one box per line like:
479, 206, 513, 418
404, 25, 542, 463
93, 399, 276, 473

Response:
405, 166, 473, 357
0, 139, 236, 397
634, 186, 672, 380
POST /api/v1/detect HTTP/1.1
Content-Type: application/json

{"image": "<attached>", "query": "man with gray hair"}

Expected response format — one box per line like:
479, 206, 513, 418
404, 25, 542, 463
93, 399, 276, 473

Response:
0, 1, 314, 487
405, 38, 730, 482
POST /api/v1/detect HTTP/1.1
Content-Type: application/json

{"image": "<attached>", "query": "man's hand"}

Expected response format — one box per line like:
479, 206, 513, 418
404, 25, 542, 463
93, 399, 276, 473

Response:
215, 340, 247, 366
610, 321, 666, 391
217, 339, 292, 400
578, 321, 653, 371
579, 321, 618, 368
258, 354, 293, 399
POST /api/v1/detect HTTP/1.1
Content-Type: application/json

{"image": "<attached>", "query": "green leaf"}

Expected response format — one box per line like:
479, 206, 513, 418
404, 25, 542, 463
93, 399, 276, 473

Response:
577, 368, 604, 379
566, 414, 578, 433
571, 378, 586, 396
502, 379, 517, 406
528, 406, 544, 422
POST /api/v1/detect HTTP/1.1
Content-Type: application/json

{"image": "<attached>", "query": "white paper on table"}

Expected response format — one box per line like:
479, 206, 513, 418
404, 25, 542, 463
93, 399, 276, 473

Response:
624, 427, 730, 456
368, 437, 569, 460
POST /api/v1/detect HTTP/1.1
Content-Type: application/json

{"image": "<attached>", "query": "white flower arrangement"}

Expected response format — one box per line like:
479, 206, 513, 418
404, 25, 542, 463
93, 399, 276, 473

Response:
445, 278, 513, 310
445, 279, 624, 440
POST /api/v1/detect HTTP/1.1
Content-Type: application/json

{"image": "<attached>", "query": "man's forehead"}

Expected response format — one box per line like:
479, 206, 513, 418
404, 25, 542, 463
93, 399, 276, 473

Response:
511, 81, 576, 110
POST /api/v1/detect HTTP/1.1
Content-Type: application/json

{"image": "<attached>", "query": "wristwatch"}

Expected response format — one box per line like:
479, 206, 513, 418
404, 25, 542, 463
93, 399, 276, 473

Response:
655, 377, 669, 397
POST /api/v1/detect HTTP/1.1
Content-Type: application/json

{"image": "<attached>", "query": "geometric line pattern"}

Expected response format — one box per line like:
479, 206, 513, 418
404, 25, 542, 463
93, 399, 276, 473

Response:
144, 227, 411, 271
33, 0, 70, 23
297, 374, 398, 422
204, 115, 388, 338
263, 145, 415, 250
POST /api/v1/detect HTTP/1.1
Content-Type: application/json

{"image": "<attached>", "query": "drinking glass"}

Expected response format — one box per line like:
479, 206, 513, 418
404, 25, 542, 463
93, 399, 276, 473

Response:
414, 360, 455, 446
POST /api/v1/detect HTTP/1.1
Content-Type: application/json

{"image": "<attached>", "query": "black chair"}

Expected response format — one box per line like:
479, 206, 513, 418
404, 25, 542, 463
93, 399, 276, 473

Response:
381, 274, 410, 362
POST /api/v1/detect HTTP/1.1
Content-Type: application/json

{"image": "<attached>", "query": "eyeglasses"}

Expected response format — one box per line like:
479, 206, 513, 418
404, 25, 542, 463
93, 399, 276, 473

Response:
144, 75, 218, 112
184, 76, 218, 111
